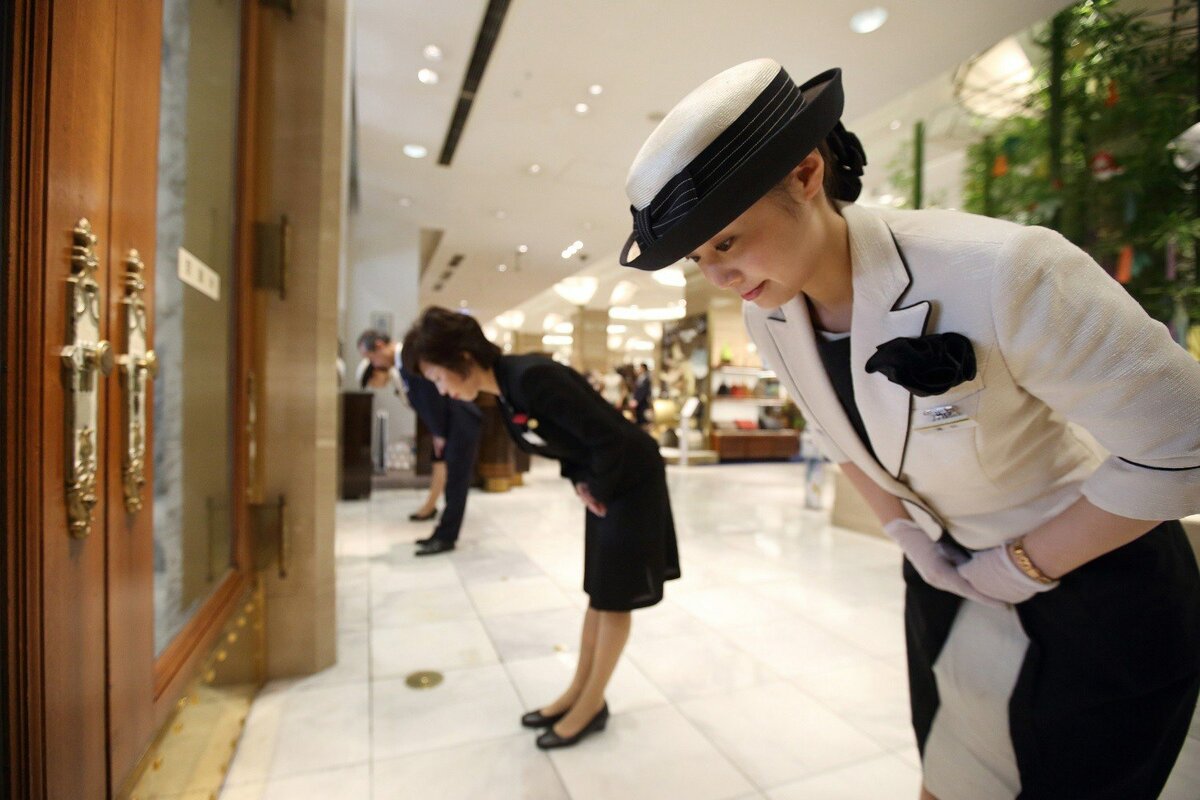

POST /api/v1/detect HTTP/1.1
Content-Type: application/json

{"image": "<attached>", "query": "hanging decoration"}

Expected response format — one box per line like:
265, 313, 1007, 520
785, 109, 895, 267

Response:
1114, 246, 1134, 284
1089, 151, 1123, 181
1170, 298, 1191, 346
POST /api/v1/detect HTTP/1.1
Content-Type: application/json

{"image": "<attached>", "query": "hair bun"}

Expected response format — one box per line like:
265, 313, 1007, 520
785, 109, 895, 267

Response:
826, 122, 867, 202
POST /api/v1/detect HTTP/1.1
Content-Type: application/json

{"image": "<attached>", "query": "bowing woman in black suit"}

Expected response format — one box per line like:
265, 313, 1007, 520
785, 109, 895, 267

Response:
402, 307, 681, 750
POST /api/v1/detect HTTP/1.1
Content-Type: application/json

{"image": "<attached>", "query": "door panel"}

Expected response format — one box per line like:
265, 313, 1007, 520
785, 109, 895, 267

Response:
41, 2, 117, 797
106, 0, 162, 789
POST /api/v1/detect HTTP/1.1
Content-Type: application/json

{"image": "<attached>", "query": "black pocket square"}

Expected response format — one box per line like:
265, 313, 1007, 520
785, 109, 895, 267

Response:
864, 332, 977, 397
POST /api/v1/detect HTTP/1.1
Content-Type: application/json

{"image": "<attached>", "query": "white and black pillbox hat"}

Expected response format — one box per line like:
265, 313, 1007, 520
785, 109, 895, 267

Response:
620, 59, 865, 271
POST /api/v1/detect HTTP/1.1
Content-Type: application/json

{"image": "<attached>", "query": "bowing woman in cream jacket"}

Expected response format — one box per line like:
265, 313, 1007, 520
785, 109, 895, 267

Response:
620, 59, 1200, 800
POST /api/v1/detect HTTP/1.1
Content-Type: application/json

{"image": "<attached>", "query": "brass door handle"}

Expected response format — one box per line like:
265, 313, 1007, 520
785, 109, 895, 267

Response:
117, 248, 156, 512
61, 219, 109, 537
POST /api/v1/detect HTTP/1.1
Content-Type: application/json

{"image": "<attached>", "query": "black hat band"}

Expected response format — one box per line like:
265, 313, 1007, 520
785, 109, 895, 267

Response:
632, 68, 805, 251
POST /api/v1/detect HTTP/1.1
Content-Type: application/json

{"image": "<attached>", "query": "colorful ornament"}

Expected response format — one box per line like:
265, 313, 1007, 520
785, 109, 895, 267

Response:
992, 153, 1009, 178
1105, 79, 1119, 108
1115, 246, 1134, 284
1170, 298, 1190, 347
1089, 151, 1124, 181
1122, 192, 1137, 224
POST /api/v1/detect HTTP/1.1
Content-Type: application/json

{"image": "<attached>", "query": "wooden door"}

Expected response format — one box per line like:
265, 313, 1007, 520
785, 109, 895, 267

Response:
6, 1, 119, 797
6, 1, 260, 796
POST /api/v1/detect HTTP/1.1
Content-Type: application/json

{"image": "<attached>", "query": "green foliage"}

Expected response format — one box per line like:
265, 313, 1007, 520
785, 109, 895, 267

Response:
962, 0, 1200, 324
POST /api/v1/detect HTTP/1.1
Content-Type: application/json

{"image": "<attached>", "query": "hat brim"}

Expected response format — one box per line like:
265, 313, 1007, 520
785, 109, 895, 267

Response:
620, 68, 845, 271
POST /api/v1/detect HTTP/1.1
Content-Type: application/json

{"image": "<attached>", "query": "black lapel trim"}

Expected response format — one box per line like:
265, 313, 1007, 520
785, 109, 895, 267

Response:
883, 228, 931, 481
1118, 457, 1200, 472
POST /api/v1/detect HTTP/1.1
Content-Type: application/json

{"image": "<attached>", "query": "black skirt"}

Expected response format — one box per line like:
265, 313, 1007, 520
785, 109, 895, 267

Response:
582, 437, 680, 611
907, 520, 1200, 799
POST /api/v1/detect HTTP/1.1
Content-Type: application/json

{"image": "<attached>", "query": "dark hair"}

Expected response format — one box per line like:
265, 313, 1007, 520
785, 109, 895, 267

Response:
357, 329, 390, 353
769, 139, 840, 213
401, 306, 502, 377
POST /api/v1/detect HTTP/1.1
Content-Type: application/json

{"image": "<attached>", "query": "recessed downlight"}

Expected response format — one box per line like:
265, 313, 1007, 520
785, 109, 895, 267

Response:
850, 7, 889, 34
403, 144, 428, 159
517, 244, 528, 253
588, 84, 603, 95
423, 44, 443, 61
574, 102, 590, 115
889, 119, 902, 131
418, 68, 439, 85
497, 263, 508, 272
528, 163, 542, 174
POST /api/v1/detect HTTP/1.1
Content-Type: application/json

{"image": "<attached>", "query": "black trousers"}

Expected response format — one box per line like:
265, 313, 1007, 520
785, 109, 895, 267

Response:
431, 405, 482, 544
906, 520, 1200, 799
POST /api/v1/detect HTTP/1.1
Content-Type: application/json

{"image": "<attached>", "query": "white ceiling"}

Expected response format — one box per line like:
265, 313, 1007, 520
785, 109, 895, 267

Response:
352, 0, 1073, 333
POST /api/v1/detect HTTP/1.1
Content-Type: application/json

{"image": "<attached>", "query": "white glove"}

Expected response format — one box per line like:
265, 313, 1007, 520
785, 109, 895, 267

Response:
958, 544, 1059, 605
883, 519, 1004, 608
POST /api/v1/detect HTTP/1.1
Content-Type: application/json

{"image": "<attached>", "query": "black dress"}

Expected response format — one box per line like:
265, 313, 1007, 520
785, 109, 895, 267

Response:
493, 354, 681, 611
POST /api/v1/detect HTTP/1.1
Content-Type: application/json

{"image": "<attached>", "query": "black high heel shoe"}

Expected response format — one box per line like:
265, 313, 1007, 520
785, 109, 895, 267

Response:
408, 508, 437, 521
535, 704, 609, 750
520, 708, 567, 729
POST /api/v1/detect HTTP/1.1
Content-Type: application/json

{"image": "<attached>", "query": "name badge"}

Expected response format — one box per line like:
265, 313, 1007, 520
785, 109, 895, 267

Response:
913, 404, 976, 433
522, 431, 548, 446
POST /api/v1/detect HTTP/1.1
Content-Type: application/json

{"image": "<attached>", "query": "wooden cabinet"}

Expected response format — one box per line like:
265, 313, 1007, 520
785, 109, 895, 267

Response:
711, 430, 800, 461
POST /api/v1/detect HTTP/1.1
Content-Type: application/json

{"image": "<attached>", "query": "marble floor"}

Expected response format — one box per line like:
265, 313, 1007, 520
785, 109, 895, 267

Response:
220, 460, 1200, 800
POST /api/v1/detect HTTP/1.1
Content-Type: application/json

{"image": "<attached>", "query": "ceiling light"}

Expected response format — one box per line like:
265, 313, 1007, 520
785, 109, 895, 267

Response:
561, 239, 585, 259
955, 37, 1035, 119
588, 84, 603, 95
653, 266, 687, 287
606, 324, 627, 334
417, 68, 439, 85
528, 163, 542, 175
517, 244, 528, 254
554, 276, 598, 306
609, 280, 637, 306
850, 7, 889, 34
626, 338, 655, 352
607, 335, 623, 350
423, 44, 443, 61
572, 240, 583, 249
495, 310, 525, 330
459, 299, 468, 308
542, 334, 573, 346
553, 322, 574, 334
403, 144, 428, 159
609, 305, 686, 321
889, 119, 902, 131
574, 102, 590, 115
495, 210, 508, 220
398, 196, 412, 207
644, 322, 664, 339
497, 263, 508, 272
542, 313, 564, 330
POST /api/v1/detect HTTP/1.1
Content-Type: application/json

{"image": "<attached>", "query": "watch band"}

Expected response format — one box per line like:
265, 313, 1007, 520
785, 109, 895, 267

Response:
1006, 537, 1057, 585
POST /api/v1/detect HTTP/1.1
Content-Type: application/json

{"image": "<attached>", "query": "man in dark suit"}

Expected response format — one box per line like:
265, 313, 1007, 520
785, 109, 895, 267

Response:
358, 329, 482, 555
633, 362, 653, 427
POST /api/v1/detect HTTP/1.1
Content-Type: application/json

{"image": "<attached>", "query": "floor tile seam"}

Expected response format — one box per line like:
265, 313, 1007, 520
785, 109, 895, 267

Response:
369, 728, 547, 767
264, 755, 372, 786
783, 672, 914, 751
666, 697, 774, 796
750, 747, 917, 794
